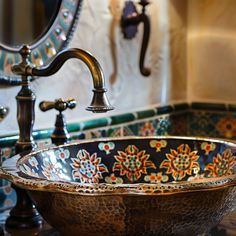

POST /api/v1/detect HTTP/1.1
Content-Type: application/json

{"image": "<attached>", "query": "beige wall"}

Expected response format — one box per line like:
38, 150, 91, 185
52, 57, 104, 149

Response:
0, 0, 187, 135
187, 0, 236, 102
3, 0, 236, 135
169, 0, 187, 101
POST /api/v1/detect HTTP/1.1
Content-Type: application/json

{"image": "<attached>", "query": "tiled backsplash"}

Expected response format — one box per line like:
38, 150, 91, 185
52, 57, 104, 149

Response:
0, 102, 235, 211
188, 102, 236, 139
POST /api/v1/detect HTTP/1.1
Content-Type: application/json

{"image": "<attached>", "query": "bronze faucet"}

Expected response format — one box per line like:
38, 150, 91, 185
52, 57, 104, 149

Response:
12, 45, 114, 113
5, 45, 113, 229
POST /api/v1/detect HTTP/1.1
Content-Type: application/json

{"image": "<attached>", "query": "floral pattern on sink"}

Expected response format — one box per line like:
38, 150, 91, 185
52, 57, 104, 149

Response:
18, 137, 236, 185
71, 149, 108, 183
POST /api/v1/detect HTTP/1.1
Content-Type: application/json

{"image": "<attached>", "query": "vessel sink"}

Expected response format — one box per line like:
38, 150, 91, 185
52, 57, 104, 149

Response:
1, 136, 236, 236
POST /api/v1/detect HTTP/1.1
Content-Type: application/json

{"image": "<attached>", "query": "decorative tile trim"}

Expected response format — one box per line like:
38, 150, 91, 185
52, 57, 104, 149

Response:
191, 102, 227, 111
188, 110, 236, 140
174, 103, 190, 111
2, 101, 236, 149
0, 129, 53, 148
136, 109, 156, 119
0, 103, 188, 148
110, 113, 136, 126
156, 105, 174, 114
228, 104, 236, 112
0, 135, 19, 149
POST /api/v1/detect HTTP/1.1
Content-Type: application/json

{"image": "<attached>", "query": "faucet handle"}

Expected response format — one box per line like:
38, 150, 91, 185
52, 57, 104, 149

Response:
39, 98, 76, 113
39, 98, 76, 146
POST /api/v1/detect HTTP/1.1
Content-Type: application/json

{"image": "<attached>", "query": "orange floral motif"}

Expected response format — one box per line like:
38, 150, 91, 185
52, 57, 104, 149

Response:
160, 144, 200, 181
113, 145, 156, 182
71, 149, 108, 183
139, 122, 156, 136
205, 149, 235, 177
216, 116, 236, 139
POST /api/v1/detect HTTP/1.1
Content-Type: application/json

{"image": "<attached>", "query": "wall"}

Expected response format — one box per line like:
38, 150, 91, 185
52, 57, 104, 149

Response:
0, 0, 187, 135
187, 0, 236, 103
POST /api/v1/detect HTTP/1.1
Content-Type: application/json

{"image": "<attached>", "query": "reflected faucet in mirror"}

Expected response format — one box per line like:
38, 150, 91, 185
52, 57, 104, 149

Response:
121, 0, 151, 77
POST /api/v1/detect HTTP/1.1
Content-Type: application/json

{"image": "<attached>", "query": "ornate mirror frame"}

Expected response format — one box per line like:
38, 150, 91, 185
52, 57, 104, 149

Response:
0, 0, 83, 78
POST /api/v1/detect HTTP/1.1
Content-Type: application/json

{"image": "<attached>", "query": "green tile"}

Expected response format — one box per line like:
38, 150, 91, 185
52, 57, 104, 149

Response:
0, 135, 18, 148
33, 129, 53, 140
67, 123, 81, 133
174, 103, 189, 111
228, 104, 236, 112
136, 109, 156, 119
191, 102, 226, 111
110, 113, 136, 125
156, 105, 174, 115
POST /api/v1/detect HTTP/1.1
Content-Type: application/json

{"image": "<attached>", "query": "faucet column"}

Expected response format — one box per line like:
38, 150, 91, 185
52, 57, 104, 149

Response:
6, 46, 42, 229
15, 84, 36, 153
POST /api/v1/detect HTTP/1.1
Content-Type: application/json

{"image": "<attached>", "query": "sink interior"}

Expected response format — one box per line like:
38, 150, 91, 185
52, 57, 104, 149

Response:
18, 137, 236, 185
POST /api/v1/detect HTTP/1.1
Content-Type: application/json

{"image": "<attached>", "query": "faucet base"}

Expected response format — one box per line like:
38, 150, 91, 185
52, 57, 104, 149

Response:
6, 186, 42, 229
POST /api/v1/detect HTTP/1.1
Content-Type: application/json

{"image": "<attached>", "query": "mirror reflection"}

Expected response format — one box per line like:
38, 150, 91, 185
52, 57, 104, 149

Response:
0, 0, 61, 48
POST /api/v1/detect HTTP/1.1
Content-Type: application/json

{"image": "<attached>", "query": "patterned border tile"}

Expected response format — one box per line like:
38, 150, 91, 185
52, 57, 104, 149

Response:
0, 103, 187, 148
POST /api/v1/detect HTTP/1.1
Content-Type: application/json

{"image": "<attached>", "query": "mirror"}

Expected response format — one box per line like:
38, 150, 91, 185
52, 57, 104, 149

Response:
0, 0, 61, 48
0, 0, 83, 76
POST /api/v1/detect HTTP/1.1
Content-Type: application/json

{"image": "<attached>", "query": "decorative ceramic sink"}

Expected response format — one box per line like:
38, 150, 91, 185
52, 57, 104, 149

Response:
1, 136, 236, 236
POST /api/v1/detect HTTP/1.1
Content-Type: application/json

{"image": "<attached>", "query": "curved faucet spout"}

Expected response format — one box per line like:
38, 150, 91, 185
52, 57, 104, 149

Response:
28, 48, 105, 90
12, 46, 114, 113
